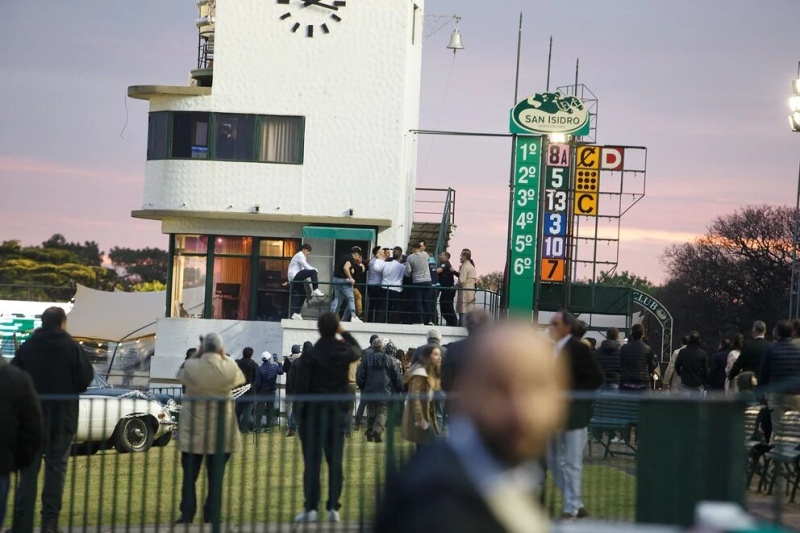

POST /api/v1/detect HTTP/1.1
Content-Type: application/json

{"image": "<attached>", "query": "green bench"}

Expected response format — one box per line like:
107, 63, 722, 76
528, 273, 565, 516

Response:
588, 396, 639, 458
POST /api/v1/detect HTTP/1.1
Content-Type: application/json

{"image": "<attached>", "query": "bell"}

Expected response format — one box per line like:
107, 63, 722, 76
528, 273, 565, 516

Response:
446, 27, 464, 54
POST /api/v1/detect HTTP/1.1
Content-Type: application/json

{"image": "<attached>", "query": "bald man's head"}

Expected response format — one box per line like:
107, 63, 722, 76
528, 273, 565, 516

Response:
455, 323, 568, 467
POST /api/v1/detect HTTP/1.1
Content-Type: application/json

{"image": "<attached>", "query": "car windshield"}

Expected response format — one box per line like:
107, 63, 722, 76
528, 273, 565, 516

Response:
89, 374, 112, 389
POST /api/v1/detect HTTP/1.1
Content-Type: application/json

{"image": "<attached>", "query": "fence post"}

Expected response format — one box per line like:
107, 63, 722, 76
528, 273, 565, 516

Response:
636, 396, 745, 526
210, 398, 227, 533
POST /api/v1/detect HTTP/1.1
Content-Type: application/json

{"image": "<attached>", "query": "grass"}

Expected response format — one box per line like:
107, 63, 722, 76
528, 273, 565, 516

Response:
1, 428, 637, 528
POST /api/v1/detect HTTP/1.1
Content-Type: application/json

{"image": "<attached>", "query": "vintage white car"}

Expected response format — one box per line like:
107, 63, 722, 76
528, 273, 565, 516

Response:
76, 375, 177, 453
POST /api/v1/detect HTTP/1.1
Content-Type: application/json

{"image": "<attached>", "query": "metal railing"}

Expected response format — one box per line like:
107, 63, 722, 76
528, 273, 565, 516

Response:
413, 187, 456, 226
2, 389, 789, 531
288, 280, 501, 325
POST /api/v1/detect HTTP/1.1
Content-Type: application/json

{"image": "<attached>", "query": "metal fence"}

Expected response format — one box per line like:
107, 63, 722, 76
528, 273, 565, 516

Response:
289, 281, 501, 325
0, 391, 790, 532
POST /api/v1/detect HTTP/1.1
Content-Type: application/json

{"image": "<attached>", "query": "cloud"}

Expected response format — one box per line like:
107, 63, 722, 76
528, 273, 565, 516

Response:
0, 156, 140, 184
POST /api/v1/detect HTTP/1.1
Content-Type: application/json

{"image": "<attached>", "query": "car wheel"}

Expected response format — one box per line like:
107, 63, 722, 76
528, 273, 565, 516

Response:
153, 431, 173, 447
114, 417, 154, 453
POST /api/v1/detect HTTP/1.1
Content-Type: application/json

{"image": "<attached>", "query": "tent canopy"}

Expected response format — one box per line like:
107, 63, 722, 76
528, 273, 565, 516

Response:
66, 285, 165, 341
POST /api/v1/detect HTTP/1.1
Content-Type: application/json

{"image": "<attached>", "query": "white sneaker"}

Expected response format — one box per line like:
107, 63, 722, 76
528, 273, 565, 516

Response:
350, 316, 362, 323
311, 289, 325, 297
327, 510, 341, 522
291, 313, 303, 320
294, 509, 318, 522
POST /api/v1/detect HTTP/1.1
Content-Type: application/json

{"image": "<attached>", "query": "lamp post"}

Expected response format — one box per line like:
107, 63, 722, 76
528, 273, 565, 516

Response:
788, 62, 800, 319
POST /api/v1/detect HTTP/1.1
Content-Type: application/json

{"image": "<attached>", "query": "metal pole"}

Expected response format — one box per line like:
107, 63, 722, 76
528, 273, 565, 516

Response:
792, 155, 800, 318
546, 36, 553, 91
503, 12, 524, 316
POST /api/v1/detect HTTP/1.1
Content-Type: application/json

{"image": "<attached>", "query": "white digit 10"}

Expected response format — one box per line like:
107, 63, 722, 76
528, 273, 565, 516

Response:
544, 236, 564, 257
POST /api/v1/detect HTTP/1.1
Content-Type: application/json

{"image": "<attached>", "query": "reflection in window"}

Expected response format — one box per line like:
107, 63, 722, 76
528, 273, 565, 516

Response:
171, 255, 206, 318
216, 114, 256, 161
175, 234, 208, 254
147, 112, 169, 160
212, 257, 251, 320
259, 116, 304, 164
172, 112, 210, 159
215, 236, 252, 256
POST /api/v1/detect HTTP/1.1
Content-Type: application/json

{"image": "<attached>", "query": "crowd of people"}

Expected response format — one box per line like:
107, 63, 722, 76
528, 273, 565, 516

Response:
10, 304, 800, 531
286, 241, 478, 326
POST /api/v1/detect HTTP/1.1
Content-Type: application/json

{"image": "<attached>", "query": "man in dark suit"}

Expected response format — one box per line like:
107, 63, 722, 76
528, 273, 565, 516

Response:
547, 310, 604, 520
728, 320, 770, 383
375, 322, 569, 533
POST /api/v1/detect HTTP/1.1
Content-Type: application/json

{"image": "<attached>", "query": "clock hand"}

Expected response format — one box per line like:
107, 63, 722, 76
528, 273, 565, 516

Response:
302, 0, 338, 10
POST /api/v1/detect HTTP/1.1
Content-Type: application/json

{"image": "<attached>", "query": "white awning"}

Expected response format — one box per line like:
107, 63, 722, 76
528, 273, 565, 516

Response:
66, 285, 166, 341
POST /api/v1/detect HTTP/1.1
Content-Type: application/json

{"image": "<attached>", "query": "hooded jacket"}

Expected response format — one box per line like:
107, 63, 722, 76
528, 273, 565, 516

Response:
356, 349, 403, 394
595, 339, 622, 385
12, 326, 94, 434
295, 332, 362, 396
0, 358, 43, 474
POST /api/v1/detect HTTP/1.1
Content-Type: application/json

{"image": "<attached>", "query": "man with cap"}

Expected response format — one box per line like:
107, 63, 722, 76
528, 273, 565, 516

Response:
254, 352, 284, 432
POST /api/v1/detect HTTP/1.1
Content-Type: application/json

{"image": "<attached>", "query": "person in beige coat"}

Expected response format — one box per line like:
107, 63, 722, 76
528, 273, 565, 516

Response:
175, 333, 246, 525
402, 344, 442, 446
456, 249, 477, 325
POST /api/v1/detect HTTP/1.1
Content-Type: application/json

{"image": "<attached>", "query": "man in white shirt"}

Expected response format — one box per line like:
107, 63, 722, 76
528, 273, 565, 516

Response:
288, 244, 325, 320
380, 248, 407, 323
366, 246, 388, 322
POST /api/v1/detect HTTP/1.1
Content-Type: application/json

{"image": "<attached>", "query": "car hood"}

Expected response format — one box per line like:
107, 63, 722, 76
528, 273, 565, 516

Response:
84, 388, 159, 402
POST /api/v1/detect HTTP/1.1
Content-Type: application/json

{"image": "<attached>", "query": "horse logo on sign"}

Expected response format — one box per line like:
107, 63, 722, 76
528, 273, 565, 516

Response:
510, 91, 590, 136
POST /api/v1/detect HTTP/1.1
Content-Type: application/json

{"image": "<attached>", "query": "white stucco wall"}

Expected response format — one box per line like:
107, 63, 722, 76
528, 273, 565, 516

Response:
140, 0, 424, 250
150, 317, 284, 383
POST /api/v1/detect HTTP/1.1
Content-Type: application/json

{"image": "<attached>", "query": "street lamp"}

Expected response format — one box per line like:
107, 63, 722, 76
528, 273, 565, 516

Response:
788, 63, 800, 319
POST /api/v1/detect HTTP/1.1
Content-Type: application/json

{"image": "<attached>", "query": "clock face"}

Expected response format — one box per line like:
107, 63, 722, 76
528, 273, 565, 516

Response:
276, 0, 347, 38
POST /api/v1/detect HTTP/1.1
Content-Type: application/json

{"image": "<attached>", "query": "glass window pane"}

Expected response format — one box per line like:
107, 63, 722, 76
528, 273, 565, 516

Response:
284, 240, 299, 257
147, 112, 169, 160
171, 255, 206, 318
255, 258, 290, 321
259, 116, 304, 163
171, 112, 210, 159
211, 257, 251, 320
174, 234, 208, 254
216, 114, 256, 161
214, 236, 252, 255
259, 240, 285, 257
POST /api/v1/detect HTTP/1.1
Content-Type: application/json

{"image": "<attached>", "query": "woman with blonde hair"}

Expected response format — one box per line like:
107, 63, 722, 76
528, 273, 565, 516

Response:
401, 344, 442, 446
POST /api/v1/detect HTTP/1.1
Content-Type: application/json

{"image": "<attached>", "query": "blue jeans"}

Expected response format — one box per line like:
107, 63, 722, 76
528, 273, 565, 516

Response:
547, 428, 587, 515
0, 473, 8, 526
288, 402, 297, 431
330, 278, 356, 321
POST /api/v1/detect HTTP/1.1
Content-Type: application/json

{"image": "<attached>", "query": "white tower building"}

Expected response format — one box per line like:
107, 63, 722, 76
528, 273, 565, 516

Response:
128, 0, 455, 378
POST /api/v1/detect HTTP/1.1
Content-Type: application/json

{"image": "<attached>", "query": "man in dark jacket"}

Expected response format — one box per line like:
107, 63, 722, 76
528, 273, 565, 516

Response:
353, 334, 379, 431
728, 320, 770, 382
375, 322, 567, 532
708, 339, 732, 391
286, 341, 313, 437
11, 306, 94, 533
235, 347, 259, 432
356, 338, 402, 443
595, 327, 622, 390
0, 357, 43, 526
675, 331, 709, 395
547, 310, 603, 519
758, 320, 800, 436
254, 352, 284, 432
293, 312, 361, 523
620, 324, 656, 392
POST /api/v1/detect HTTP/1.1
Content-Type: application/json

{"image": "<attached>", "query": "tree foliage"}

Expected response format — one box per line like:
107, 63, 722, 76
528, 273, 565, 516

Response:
596, 270, 659, 295
0, 235, 168, 301
109, 247, 169, 286
659, 205, 793, 345
476, 270, 503, 292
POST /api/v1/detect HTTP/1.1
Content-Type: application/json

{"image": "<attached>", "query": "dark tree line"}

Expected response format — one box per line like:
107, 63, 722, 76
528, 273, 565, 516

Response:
0, 234, 168, 301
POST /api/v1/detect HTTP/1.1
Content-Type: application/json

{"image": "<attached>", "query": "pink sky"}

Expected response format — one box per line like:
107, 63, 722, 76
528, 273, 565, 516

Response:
3, 0, 800, 286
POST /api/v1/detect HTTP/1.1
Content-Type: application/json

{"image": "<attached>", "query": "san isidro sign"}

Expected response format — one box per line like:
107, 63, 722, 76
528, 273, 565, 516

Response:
510, 91, 590, 136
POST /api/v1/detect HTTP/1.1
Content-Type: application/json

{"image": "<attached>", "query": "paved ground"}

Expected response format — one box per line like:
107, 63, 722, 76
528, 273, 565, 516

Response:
83, 523, 363, 532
